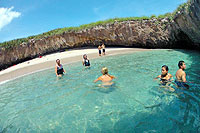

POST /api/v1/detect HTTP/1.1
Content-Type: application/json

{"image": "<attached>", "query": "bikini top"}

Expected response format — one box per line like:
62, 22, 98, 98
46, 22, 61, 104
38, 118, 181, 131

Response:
57, 64, 63, 70
84, 59, 90, 66
160, 73, 170, 82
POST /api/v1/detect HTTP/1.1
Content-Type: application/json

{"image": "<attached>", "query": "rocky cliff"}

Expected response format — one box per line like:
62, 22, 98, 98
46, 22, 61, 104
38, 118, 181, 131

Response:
171, 0, 200, 48
0, 0, 199, 70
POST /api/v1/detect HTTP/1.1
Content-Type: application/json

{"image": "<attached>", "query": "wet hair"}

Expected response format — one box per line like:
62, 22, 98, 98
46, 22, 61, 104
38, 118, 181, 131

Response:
178, 61, 185, 68
162, 65, 169, 71
101, 67, 108, 75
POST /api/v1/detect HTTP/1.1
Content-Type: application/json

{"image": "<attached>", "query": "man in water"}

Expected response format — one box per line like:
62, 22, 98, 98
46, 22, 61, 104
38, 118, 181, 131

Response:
175, 61, 189, 89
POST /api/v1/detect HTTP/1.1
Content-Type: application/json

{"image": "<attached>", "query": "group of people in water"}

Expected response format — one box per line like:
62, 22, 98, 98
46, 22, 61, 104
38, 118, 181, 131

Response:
55, 47, 189, 89
154, 61, 189, 89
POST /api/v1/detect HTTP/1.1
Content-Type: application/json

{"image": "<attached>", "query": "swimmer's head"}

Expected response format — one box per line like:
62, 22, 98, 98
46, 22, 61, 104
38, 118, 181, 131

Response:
161, 65, 168, 75
178, 61, 186, 70
101, 67, 108, 75
83, 54, 87, 59
56, 59, 60, 64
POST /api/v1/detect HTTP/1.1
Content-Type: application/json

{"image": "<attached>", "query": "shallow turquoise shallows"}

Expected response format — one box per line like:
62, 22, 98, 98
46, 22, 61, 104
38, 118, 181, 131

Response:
0, 49, 200, 132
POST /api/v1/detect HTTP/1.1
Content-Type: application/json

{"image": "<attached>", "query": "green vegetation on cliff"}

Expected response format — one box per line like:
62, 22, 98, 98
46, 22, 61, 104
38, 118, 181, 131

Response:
0, 0, 191, 49
0, 16, 151, 49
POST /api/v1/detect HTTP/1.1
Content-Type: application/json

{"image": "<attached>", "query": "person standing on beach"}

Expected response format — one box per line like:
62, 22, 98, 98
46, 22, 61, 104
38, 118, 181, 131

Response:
82, 54, 90, 68
175, 60, 189, 89
55, 59, 66, 77
98, 45, 102, 56
102, 43, 106, 55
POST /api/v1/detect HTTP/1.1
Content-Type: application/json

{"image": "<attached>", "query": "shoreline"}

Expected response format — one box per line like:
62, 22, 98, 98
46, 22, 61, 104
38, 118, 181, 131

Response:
0, 48, 155, 84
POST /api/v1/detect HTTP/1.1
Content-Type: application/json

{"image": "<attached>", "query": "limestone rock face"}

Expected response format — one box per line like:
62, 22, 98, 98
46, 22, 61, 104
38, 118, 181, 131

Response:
172, 0, 200, 48
0, 0, 199, 70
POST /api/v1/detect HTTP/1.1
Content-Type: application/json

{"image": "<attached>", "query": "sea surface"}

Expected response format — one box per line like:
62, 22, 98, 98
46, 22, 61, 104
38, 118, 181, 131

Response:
0, 49, 200, 132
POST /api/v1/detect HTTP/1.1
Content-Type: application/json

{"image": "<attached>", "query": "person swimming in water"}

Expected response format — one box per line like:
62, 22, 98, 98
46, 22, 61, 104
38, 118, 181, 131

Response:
154, 65, 175, 91
55, 59, 66, 77
82, 54, 90, 68
94, 67, 115, 86
155, 65, 172, 83
175, 61, 189, 89
154, 65, 173, 85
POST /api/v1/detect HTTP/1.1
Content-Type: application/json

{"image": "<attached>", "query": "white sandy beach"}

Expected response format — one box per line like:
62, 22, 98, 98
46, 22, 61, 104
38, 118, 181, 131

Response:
0, 47, 152, 83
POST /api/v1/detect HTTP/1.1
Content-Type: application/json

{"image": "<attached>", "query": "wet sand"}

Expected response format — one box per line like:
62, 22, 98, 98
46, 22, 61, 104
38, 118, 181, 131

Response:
0, 48, 152, 83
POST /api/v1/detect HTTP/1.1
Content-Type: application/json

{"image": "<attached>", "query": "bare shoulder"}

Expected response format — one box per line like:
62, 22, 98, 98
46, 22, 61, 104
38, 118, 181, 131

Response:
180, 70, 186, 75
176, 69, 180, 73
98, 76, 103, 80
182, 70, 186, 76
110, 75, 115, 79
176, 69, 182, 75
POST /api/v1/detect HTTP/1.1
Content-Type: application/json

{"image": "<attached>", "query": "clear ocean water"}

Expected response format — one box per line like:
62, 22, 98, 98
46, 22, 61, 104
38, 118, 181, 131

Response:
0, 49, 200, 132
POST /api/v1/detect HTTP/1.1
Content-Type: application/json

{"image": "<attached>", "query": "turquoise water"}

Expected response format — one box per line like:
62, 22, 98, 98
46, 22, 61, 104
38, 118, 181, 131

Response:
0, 49, 200, 132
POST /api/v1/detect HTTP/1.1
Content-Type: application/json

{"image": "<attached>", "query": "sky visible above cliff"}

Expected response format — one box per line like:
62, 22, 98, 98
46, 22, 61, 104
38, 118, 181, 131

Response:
0, 0, 187, 43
